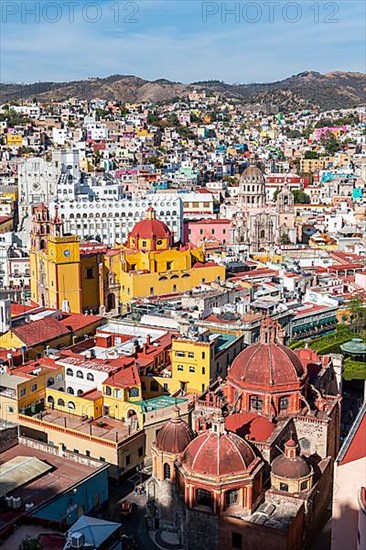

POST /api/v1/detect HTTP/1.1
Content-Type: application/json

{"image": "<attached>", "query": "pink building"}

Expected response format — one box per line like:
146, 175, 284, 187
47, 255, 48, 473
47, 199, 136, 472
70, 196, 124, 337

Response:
331, 401, 366, 550
184, 218, 231, 246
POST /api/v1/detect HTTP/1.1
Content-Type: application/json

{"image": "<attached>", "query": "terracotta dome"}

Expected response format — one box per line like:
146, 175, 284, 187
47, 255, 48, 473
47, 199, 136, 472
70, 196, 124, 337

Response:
240, 155, 265, 183
182, 430, 256, 477
130, 208, 172, 240
155, 414, 194, 454
271, 453, 311, 479
229, 342, 305, 388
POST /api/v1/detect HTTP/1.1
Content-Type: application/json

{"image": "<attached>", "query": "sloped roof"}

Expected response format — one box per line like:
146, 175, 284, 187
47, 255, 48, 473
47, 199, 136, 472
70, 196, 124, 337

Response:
12, 317, 71, 347
68, 515, 120, 547
0, 456, 52, 498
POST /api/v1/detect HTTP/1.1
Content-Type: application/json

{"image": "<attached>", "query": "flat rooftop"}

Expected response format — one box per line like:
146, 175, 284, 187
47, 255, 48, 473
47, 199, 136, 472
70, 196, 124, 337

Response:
23, 409, 133, 443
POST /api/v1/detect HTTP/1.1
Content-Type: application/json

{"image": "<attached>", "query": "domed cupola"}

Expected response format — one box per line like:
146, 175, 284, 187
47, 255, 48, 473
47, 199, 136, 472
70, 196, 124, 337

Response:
227, 317, 307, 418
271, 439, 313, 494
152, 406, 194, 483
127, 207, 173, 251
238, 154, 266, 208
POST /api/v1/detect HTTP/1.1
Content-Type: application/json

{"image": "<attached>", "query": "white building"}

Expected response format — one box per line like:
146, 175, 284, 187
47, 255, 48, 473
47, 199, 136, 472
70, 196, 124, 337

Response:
85, 123, 109, 141
50, 194, 184, 246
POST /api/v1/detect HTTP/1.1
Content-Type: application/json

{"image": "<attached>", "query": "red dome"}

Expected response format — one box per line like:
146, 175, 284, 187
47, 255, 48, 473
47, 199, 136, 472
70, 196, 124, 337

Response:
182, 430, 255, 477
155, 415, 194, 454
272, 454, 311, 479
225, 412, 275, 442
229, 343, 305, 389
130, 217, 171, 240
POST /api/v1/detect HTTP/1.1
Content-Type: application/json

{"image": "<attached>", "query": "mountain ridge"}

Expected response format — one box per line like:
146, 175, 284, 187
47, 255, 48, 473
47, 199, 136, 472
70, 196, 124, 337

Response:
1, 71, 365, 110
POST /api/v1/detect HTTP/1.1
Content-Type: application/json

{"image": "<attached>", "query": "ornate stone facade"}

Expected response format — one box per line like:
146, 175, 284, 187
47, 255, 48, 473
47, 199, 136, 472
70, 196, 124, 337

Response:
225, 156, 296, 252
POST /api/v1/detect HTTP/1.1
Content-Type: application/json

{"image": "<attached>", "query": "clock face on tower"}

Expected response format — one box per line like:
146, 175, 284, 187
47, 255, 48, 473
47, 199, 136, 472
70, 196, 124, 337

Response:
63, 249, 71, 258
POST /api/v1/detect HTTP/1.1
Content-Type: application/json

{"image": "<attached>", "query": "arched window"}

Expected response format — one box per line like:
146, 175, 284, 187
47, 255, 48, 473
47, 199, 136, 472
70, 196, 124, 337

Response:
47, 395, 54, 404
47, 377, 54, 386
250, 395, 263, 411
56, 373, 63, 381
66, 368, 73, 376
260, 229, 265, 239
105, 386, 112, 396
87, 373, 94, 382
76, 370, 83, 379
77, 389, 83, 396
129, 387, 139, 398
279, 396, 289, 411
57, 398, 65, 407
68, 401, 76, 410
163, 463, 171, 480
279, 482, 289, 492
196, 488, 212, 508
67, 387, 74, 395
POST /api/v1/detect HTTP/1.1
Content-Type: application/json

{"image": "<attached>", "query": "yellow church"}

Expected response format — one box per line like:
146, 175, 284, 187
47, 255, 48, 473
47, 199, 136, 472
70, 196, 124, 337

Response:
30, 205, 225, 314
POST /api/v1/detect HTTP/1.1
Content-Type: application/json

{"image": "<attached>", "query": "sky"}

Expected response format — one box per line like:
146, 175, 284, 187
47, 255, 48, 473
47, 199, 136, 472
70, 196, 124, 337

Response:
1, 0, 365, 83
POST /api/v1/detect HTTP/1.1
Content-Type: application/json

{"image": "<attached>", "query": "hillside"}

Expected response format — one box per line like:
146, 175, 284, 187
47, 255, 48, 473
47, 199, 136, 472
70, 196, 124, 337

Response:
1, 71, 365, 110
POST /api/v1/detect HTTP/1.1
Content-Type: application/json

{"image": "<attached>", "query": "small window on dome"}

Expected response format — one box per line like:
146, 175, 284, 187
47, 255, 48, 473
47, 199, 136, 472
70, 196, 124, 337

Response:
280, 482, 289, 492
279, 396, 289, 411
250, 395, 263, 411
300, 480, 308, 491
163, 463, 171, 480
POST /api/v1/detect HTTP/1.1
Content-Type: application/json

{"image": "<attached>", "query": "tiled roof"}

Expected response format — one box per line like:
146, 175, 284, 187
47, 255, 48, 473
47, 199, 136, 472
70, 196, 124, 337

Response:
12, 317, 71, 347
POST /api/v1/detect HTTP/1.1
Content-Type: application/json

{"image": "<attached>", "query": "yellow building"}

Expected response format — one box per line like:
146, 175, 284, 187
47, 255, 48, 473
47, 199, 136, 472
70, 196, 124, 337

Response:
30, 205, 225, 314
101, 207, 225, 313
30, 205, 83, 312
171, 329, 243, 394
6, 134, 23, 147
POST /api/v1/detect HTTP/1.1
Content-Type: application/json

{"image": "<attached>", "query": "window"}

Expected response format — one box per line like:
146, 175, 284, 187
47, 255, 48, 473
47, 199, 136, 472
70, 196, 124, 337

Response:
126, 454, 131, 466
77, 390, 83, 396
87, 373, 94, 382
100, 457, 105, 462
76, 371, 83, 379
114, 388, 122, 398
202, 367, 205, 374
67, 387, 74, 395
31, 384, 37, 392
57, 398, 65, 407
47, 377, 54, 386
68, 401, 76, 410
20, 388, 27, 397
142, 240, 147, 248
232, 532, 242, 549
226, 490, 239, 507
202, 351, 205, 359
105, 386, 112, 396
279, 396, 289, 411
86, 267, 94, 279
189, 366, 195, 373
150, 287, 154, 295
163, 463, 171, 480
177, 365, 184, 371
47, 395, 54, 404
66, 368, 73, 376
150, 380, 159, 392
129, 387, 139, 398
176, 351, 185, 357
300, 480, 308, 491
188, 352, 194, 358
196, 489, 212, 508
6, 406, 15, 414
250, 395, 263, 411
86, 450, 91, 457
163, 383, 169, 393
138, 446, 143, 458
280, 482, 289, 492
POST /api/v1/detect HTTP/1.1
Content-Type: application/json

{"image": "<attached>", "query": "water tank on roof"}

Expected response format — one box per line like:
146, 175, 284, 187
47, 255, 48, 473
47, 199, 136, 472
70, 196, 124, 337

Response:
13, 497, 22, 509
70, 532, 85, 548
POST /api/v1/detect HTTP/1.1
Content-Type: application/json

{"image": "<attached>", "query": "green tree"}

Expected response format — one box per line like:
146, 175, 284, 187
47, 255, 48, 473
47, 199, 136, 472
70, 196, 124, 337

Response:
348, 295, 366, 338
304, 150, 318, 159
321, 131, 340, 155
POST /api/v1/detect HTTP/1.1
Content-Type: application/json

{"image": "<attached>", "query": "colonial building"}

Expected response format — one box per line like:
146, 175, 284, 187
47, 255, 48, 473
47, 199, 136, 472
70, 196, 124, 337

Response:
29, 205, 225, 314
147, 317, 342, 550
223, 156, 296, 252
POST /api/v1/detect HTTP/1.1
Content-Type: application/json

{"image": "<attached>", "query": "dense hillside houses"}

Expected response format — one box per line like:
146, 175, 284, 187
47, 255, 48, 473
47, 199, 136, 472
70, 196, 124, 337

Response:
0, 92, 365, 549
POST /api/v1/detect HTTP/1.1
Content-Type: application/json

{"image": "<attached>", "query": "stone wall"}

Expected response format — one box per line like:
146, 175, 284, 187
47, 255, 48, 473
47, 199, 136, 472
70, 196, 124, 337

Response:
294, 416, 328, 457
0, 421, 18, 453
185, 508, 219, 550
